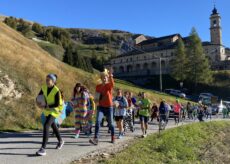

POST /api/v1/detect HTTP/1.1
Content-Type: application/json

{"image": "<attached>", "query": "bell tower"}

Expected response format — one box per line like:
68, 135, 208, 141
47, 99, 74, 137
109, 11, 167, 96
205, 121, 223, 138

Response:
210, 6, 222, 45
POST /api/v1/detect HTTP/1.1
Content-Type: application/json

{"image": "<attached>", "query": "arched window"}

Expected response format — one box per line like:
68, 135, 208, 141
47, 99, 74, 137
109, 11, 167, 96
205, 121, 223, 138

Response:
113, 67, 117, 73
127, 65, 133, 72
161, 60, 166, 69
136, 64, 141, 71
119, 66, 125, 73
143, 63, 148, 70
151, 62, 157, 69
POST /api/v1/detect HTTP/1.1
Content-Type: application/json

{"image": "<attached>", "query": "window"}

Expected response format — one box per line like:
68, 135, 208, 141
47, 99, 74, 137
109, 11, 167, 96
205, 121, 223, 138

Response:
213, 20, 217, 27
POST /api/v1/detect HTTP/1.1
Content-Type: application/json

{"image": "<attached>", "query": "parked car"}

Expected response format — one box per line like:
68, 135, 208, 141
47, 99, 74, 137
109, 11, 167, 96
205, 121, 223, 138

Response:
198, 93, 218, 105
223, 101, 230, 108
210, 104, 219, 115
170, 89, 186, 98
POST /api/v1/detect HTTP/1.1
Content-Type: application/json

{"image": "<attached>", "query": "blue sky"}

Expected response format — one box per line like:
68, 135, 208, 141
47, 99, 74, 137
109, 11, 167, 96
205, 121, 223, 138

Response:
0, 0, 229, 46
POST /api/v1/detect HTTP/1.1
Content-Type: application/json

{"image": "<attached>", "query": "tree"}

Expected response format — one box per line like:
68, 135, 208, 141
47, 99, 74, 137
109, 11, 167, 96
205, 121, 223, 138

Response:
186, 28, 213, 86
63, 45, 73, 65
17, 19, 31, 36
32, 22, 43, 34
171, 38, 188, 82
4, 17, 17, 29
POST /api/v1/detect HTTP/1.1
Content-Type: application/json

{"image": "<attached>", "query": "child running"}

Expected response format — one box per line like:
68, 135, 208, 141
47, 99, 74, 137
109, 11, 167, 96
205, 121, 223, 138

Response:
113, 89, 128, 139
89, 68, 115, 145
71, 83, 88, 139
36, 74, 64, 156
174, 99, 182, 124
124, 91, 135, 133
138, 92, 151, 138
86, 93, 96, 135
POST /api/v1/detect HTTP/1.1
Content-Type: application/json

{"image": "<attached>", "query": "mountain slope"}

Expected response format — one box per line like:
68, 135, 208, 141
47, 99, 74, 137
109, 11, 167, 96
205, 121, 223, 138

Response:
0, 22, 187, 131
0, 22, 97, 130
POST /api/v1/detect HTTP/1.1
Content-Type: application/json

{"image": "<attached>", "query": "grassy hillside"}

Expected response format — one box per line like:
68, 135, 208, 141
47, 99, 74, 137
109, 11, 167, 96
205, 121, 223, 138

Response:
103, 121, 230, 164
0, 22, 97, 131
0, 22, 187, 131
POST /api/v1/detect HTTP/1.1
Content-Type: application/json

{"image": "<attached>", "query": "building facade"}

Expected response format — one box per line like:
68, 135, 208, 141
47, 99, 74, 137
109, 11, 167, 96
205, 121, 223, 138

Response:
106, 7, 230, 77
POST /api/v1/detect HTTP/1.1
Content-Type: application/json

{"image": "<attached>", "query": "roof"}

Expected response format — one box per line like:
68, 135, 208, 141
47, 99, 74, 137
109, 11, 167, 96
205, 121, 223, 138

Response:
212, 6, 218, 15
137, 33, 181, 46
113, 42, 177, 59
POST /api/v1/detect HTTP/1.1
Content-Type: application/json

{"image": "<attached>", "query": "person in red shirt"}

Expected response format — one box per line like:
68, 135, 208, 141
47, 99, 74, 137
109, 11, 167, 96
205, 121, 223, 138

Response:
89, 68, 115, 145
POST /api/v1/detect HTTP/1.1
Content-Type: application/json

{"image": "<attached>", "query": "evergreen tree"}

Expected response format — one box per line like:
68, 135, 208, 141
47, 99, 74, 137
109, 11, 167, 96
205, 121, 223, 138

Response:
63, 45, 73, 65
32, 23, 43, 34
17, 19, 31, 36
186, 28, 213, 86
171, 38, 188, 82
4, 17, 17, 29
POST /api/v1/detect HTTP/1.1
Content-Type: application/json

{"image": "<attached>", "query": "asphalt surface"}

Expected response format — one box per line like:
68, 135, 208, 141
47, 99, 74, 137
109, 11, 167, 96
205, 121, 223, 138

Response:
0, 118, 222, 164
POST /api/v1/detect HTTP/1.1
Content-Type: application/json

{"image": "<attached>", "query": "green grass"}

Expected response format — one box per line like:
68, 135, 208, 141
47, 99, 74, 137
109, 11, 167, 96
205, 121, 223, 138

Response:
115, 79, 191, 104
103, 121, 230, 164
37, 41, 65, 60
75, 43, 116, 59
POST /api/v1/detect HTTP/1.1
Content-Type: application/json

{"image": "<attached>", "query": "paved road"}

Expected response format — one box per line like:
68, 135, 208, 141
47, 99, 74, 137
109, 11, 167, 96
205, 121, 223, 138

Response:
0, 118, 220, 164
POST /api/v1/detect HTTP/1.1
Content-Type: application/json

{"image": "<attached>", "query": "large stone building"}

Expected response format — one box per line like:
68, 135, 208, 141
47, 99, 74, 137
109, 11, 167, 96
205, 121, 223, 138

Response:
106, 7, 230, 77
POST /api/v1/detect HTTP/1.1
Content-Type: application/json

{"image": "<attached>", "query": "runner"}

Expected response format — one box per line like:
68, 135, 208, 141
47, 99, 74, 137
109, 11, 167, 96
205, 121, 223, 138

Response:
197, 104, 205, 122
150, 102, 159, 122
36, 74, 64, 156
174, 99, 182, 125
206, 104, 212, 120
158, 100, 168, 130
187, 102, 193, 120
86, 93, 96, 135
113, 89, 128, 139
89, 68, 115, 145
124, 91, 135, 133
138, 92, 151, 138
130, 92, 137, 125
71, 83, 88, 139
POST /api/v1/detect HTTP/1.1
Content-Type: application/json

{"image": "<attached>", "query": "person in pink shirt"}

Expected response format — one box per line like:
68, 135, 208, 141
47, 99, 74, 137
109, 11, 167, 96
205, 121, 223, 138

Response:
174, 99, 182, 124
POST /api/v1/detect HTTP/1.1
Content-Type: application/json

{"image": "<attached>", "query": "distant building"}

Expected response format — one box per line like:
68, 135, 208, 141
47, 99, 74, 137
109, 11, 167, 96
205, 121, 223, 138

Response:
106, 7, 230, 77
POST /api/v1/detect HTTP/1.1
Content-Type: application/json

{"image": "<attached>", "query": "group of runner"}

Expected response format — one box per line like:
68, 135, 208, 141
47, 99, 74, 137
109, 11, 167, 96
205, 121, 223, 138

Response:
35, 68, 202, 156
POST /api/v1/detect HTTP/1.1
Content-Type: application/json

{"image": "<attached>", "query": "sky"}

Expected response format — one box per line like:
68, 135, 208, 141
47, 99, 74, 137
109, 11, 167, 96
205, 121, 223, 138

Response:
0, 0, 229, 46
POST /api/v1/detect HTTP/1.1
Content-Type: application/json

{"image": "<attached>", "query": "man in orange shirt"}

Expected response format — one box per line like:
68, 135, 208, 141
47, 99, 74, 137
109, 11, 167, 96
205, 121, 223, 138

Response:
89, 68, 115, 145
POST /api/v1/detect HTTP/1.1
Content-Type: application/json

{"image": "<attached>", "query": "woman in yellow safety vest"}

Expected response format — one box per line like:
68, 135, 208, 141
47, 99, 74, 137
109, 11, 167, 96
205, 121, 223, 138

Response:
36, 74, 64, 156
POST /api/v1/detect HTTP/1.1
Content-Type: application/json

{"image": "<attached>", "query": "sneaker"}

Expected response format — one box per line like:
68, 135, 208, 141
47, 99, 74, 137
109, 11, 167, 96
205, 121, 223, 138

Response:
142, 134, 147, 138
72, 134, 79, 139
118, 134, 123, 139
89, 138, 98, 145
111, 136, 115, 144
56, 140, 64, 150
36, 148, 46, 156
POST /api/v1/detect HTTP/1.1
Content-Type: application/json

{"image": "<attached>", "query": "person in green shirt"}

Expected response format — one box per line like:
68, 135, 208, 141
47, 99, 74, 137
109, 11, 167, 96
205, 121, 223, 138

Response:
138, 92, 151, 138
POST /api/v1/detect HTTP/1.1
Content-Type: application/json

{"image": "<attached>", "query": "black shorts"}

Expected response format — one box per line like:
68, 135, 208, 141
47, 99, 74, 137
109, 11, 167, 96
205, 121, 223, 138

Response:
115, 116, 124, 121
139, 115, 149, 123
174, 112, 179, 118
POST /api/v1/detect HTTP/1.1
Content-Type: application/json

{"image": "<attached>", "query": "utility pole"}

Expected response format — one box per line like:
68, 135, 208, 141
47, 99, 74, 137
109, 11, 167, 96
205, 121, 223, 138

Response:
159, 57, 162, 92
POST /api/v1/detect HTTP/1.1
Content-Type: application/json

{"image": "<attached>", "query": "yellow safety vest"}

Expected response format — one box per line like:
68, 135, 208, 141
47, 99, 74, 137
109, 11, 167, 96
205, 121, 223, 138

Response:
41, 85, 63, 118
